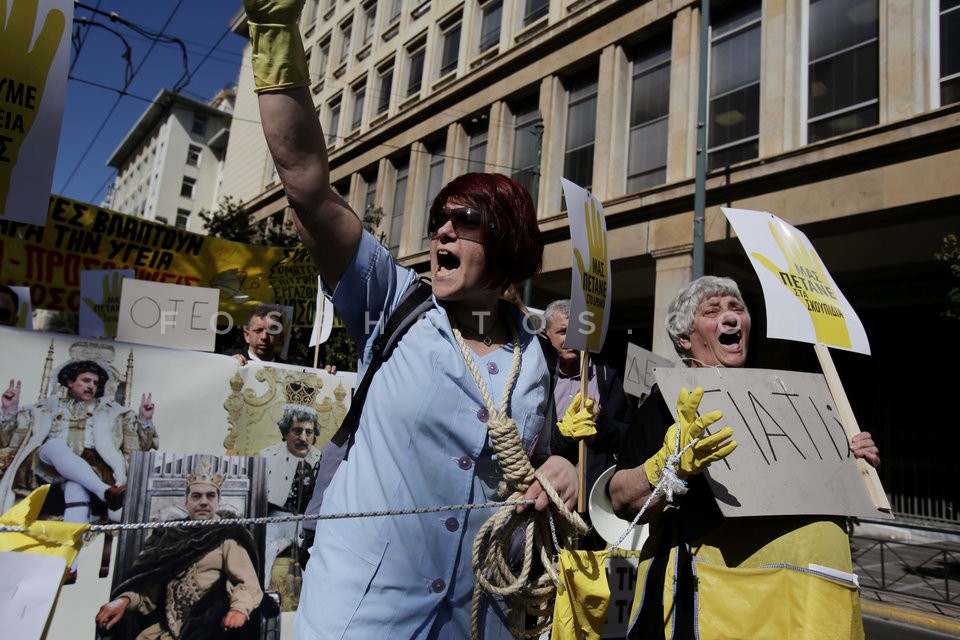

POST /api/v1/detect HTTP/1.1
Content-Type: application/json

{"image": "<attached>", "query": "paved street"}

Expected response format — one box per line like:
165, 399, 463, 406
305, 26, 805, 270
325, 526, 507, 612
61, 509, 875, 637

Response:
851, 525, 960, 637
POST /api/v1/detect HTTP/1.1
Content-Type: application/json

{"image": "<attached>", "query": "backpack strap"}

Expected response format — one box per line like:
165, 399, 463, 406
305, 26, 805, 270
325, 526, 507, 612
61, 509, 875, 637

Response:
329, 277, 434, 447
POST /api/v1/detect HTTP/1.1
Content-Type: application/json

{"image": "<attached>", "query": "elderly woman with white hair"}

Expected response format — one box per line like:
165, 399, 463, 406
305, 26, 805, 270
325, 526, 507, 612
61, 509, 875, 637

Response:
609, 275, 880, 640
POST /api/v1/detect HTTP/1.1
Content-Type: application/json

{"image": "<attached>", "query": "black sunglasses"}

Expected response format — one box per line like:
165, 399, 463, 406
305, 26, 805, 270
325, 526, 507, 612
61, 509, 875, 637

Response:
428, 207, 491, 236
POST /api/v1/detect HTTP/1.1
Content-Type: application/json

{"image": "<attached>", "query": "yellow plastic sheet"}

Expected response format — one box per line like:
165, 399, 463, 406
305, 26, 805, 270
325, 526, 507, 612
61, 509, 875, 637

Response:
0, 485, 89, 568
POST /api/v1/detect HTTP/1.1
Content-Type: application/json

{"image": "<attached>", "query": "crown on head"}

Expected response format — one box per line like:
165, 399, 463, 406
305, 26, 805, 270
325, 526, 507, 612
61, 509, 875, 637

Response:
285, 380, 320, 407
185, 460, 225, 489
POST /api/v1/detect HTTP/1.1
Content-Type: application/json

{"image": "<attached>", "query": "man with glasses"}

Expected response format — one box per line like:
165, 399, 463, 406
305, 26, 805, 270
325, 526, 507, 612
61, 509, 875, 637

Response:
257, 405, 322, 589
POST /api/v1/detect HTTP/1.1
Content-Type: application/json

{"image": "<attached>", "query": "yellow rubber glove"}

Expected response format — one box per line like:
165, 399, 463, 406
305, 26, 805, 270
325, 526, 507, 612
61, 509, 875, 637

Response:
557, 392, 597, 441
0, 0, 66, 214
242, 0, 310, 93
643, 387, 736, 499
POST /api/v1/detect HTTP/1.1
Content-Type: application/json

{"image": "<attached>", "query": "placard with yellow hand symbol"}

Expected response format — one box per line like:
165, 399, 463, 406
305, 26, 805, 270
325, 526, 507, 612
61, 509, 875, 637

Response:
561, 178, 611, 353
0, 0, 72, 226
722, 207, 870, 354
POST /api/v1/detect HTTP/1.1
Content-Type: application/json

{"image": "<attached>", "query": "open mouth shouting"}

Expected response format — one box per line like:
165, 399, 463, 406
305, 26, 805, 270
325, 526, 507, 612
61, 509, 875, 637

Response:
434, 248, 461, 280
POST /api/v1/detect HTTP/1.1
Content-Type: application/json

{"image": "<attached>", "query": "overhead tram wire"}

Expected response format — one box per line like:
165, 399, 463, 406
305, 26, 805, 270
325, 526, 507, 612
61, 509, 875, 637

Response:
59, 1, 188, 203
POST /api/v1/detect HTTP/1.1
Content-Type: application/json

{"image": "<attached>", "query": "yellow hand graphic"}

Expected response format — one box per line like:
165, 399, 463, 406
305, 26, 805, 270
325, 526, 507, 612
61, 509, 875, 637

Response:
82, 272, 124, 338
211, 268, 266, 303
0, 0, 66, 215
572, 197, 608, 351
751, 219, 851, 348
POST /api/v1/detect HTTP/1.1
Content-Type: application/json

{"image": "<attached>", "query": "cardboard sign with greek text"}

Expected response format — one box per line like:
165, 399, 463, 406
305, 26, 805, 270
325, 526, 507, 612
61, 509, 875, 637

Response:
116, 279, 220, 351
79, 269, 135, 338
654, 367, 893, 519
623, 342, 674, 399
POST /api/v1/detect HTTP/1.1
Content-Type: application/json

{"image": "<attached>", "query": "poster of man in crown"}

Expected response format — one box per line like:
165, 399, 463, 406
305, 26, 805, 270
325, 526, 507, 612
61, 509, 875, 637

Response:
0, 325, 355, 639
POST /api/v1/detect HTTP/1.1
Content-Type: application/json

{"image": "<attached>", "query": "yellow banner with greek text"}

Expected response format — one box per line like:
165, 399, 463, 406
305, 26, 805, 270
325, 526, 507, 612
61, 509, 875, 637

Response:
0, 194, 321, 327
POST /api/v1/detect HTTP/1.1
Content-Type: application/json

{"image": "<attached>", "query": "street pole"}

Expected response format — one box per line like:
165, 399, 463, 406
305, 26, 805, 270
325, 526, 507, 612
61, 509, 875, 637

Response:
693, 0, 710, 279
524, 119, 545, 306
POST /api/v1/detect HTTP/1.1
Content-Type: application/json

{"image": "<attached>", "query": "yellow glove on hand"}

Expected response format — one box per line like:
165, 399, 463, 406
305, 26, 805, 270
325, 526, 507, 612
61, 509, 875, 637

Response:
557, 392, 597, 441
243, 0, 310, 93
643, 387, 736, 499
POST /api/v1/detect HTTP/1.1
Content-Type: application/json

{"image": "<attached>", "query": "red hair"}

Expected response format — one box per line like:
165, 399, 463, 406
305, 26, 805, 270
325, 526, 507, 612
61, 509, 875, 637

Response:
430, 173, 543, 291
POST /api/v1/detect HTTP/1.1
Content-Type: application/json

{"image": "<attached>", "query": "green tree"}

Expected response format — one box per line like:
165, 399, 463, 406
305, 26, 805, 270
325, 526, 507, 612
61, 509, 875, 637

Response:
199, 198, 398, 370
935, 233, 960, 320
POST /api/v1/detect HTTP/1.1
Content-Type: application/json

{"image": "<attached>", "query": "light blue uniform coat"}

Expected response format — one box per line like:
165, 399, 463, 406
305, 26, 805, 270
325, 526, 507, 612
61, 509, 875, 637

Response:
296, 232, 553, 639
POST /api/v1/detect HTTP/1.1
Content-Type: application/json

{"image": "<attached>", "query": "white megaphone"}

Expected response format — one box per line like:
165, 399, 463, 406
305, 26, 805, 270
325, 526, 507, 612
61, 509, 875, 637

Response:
588, 466, 649, 551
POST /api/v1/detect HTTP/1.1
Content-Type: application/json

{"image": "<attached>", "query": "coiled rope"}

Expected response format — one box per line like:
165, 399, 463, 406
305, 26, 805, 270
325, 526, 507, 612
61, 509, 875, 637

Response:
451, 320, 588, 640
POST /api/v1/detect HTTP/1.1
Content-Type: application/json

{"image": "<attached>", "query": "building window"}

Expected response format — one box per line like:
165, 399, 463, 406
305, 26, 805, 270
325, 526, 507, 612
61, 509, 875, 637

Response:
422, 142, 446, 249
808, 0, 878, 142
708, 1, 761, 170
191, 115, 208, 136
523, 0, 548, 28
478, 1, 502, 53
338, 18, 352, 66
180, 176, 196, 199
376, 64, 394, 116
406, 41, 426, 97
360, 2, 377, 46
439, 20, 462, 78
155, 215, 167, 224
351, 83, 366, 131
943, 0, 960, 105
389, 156, 408, 256
327, 99, 341, 146
467, 118, 488, 173
313, 37, 330, 84
386, 0, 402, 28
511, 100, 541, 202
364, 173, 378, 212
628, 39, 671, 192
186, 144, 202, 167
176, 208, 190, 229
564, 71, 598, 194
303, 0, 319, 31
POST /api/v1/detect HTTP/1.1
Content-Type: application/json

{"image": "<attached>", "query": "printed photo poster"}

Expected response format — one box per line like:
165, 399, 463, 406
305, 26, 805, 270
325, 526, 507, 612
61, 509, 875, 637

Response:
0, 0, 73, 225
0, 327, 356, 640
561, 178, 611, 353
722, 207, 870, 354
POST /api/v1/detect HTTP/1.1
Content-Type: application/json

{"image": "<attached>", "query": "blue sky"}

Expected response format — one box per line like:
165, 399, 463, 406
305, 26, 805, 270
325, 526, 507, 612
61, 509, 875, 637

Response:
54, 1, 247, 206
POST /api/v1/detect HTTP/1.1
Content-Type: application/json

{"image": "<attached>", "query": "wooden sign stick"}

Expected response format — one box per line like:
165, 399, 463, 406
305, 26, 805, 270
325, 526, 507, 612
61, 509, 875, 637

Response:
577, 352, 589, 513
814, 343, 891, 512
